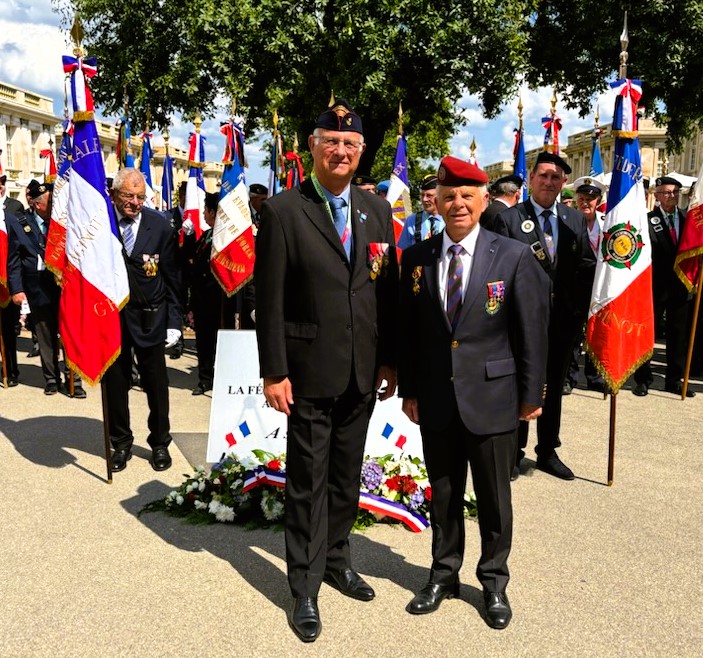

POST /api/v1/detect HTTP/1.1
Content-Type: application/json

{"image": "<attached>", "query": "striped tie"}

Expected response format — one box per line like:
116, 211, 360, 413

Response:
446, 244, 464, 331
541, 210, 555, 260
122, 220, 135, 256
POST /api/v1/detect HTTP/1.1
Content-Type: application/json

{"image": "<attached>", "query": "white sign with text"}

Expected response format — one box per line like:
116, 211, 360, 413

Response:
206, 330, 424, 463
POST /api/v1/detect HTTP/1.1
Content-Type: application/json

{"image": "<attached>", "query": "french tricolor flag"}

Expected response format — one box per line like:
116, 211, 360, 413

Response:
184, 130, 207, 238
45, 122, 73, 282
59, 56, 129, 384
381, 422, 407, 450
225, 421, 252, 448
211, 119, 255, 296
0, 203, 9, 307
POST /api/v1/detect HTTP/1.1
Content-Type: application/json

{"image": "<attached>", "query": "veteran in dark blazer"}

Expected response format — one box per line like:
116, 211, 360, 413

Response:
493, 151, 596, 481
255, 99, 398, 643
103, 168, 182, 473
479, 173, 523, 233
633, 176, 695, 397
398, 156, 548, 630
6, 180, 85, 396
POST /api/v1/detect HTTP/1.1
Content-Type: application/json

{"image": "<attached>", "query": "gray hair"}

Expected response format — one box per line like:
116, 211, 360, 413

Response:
492, 181, 520, 197
112, 168, 146, 191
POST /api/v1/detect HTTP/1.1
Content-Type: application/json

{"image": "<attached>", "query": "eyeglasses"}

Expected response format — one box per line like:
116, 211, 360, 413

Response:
118, 191, 147, 202
657, 191, 679, 198
314, 136, 364, 152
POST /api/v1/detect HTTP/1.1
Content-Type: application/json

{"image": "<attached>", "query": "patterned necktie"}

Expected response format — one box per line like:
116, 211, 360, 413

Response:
667, 213, 677, 244
122, 219, 135, 256
541, 210, 555, 260
428, 216, 436, 239
446, 244, 464, 331
329, 196, 351, 259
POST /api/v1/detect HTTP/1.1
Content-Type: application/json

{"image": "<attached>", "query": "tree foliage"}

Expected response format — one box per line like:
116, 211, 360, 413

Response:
59, 0, 703, 175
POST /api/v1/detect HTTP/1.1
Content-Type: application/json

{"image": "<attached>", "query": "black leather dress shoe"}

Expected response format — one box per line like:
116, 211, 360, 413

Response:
44, 382, 58, 395
633, 382, 649, 396
536, 452, 574, 480
151, 446, 172, 471
288, 597, 321, 643
7, 378, 18, 388
71, 386, 87, 399
27, 344, 40, 358
406, 581, 460, 614
665, 382, 696, 397
111, 449, 132, 472
510, 464, 520, 481
324, 568, 375, 601
192, 383, 210, 396
561, 381, 573, 395
483, 591, 512, 629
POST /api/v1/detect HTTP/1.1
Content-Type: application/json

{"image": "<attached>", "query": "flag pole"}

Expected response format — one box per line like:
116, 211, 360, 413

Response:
681, 257, 703, 398
606, 13, 631, 486
0, 312, 7, 387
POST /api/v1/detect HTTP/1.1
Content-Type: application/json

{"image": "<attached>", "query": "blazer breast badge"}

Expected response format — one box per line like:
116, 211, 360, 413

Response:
143, 253, 160, 277
485, 280, 505, 315
411, 265, 422, 295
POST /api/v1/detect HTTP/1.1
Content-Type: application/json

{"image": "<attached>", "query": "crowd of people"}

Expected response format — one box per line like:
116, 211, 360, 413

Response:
0, 97, 698, 644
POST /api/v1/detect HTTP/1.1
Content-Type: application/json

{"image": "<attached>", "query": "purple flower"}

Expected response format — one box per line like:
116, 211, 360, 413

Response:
407, 490, 425, 511
361, 460, 383, 490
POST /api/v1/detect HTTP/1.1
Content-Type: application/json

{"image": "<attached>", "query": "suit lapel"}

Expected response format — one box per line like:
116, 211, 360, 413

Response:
350, 186, 368, 280
132, 212, 151, 256
301, 186, 348, 263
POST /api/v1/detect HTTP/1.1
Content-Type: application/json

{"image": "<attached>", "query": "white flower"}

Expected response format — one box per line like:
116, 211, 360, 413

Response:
208, 499, 222, 515
175, 495, 184, 506
167, 490, 178, 500
198, 481, 206, 492
214, 505, 235, 522
194, 500, 207, 510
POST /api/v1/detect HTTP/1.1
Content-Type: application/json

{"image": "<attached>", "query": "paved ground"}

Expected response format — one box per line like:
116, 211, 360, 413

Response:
1, 336, 702, 657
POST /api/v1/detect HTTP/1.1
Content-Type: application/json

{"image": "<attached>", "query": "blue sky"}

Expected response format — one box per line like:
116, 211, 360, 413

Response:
2, 1, 618, 186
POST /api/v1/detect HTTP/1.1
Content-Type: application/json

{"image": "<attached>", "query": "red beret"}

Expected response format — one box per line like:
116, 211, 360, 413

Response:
437, 156, 489, 186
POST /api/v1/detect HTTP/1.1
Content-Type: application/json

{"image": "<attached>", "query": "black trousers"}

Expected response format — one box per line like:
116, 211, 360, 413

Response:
1, 303, 20, 380
634, 296, 692, 387
519, 313, 580, 460
421, 406, 516, 593
567, 333, 604, 388
103, 336, 171, 452
284, 376, 375, 598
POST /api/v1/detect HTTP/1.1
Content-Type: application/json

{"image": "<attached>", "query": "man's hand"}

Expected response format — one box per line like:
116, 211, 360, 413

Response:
11, 292, 26, 306
519, 404, 542, 421
402, 398, 420, 424
264, 376, 294, 415
165, 328, 181, 348
375, 366, 397, 401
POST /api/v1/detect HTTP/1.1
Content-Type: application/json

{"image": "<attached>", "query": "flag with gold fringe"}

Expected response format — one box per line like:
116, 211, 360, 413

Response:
585, 78, 654, 392
59, 54, 129, 383
674, 163, 703, 292
211, 118, 255, 296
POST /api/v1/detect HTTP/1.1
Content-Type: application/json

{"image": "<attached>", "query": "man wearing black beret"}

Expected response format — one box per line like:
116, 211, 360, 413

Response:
492, 151, 595, 481
6, 180, 86, 397
480, 174, 523, 232
632, 176, 695, 397
351, 174, 377, 193
255, 98, 398, 642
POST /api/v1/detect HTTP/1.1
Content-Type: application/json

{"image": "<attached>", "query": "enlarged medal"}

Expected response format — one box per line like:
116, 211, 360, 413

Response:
142, 253, 160, 277
368, 242, 390, 281
521, 220, 535, 233
412, 265, 422, 295
485, 280, 505, 315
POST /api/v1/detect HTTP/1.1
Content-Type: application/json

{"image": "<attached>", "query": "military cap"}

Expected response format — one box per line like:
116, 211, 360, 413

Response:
26, 179, 52, 199
573, 176, 606, 197
437, 156, 489, 186
655, 176, 682, 188
315, 98, 363, 135
420, 174, 438, 190
491, 174, 523, 191
376, 180, 390, 193
534, 151, 572, 175
561, 188, 574, 200
352, 175, 377, 186
249, 183, 268, 196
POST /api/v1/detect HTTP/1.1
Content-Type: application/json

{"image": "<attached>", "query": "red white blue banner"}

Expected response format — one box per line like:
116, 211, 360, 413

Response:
184, 131, 207, 238
386, 134, 412, 247
45, 122, 73, 282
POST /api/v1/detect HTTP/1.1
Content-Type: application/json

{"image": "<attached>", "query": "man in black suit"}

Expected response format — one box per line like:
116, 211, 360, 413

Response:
6, 180, 86, 397
255, 99, 398, 643
480, 174, 523, 232
493, 152, 595, 480
103, 168, 182, 472
633, 176, 695, 397
398, 156, 548, 629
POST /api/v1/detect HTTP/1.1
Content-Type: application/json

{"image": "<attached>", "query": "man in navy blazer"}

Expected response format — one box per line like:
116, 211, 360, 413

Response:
493, 152, 596, 480
398, 156, 548, 629
103, 169, 182, 473
6, 179, 85, 396
255, 99, 398, 643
